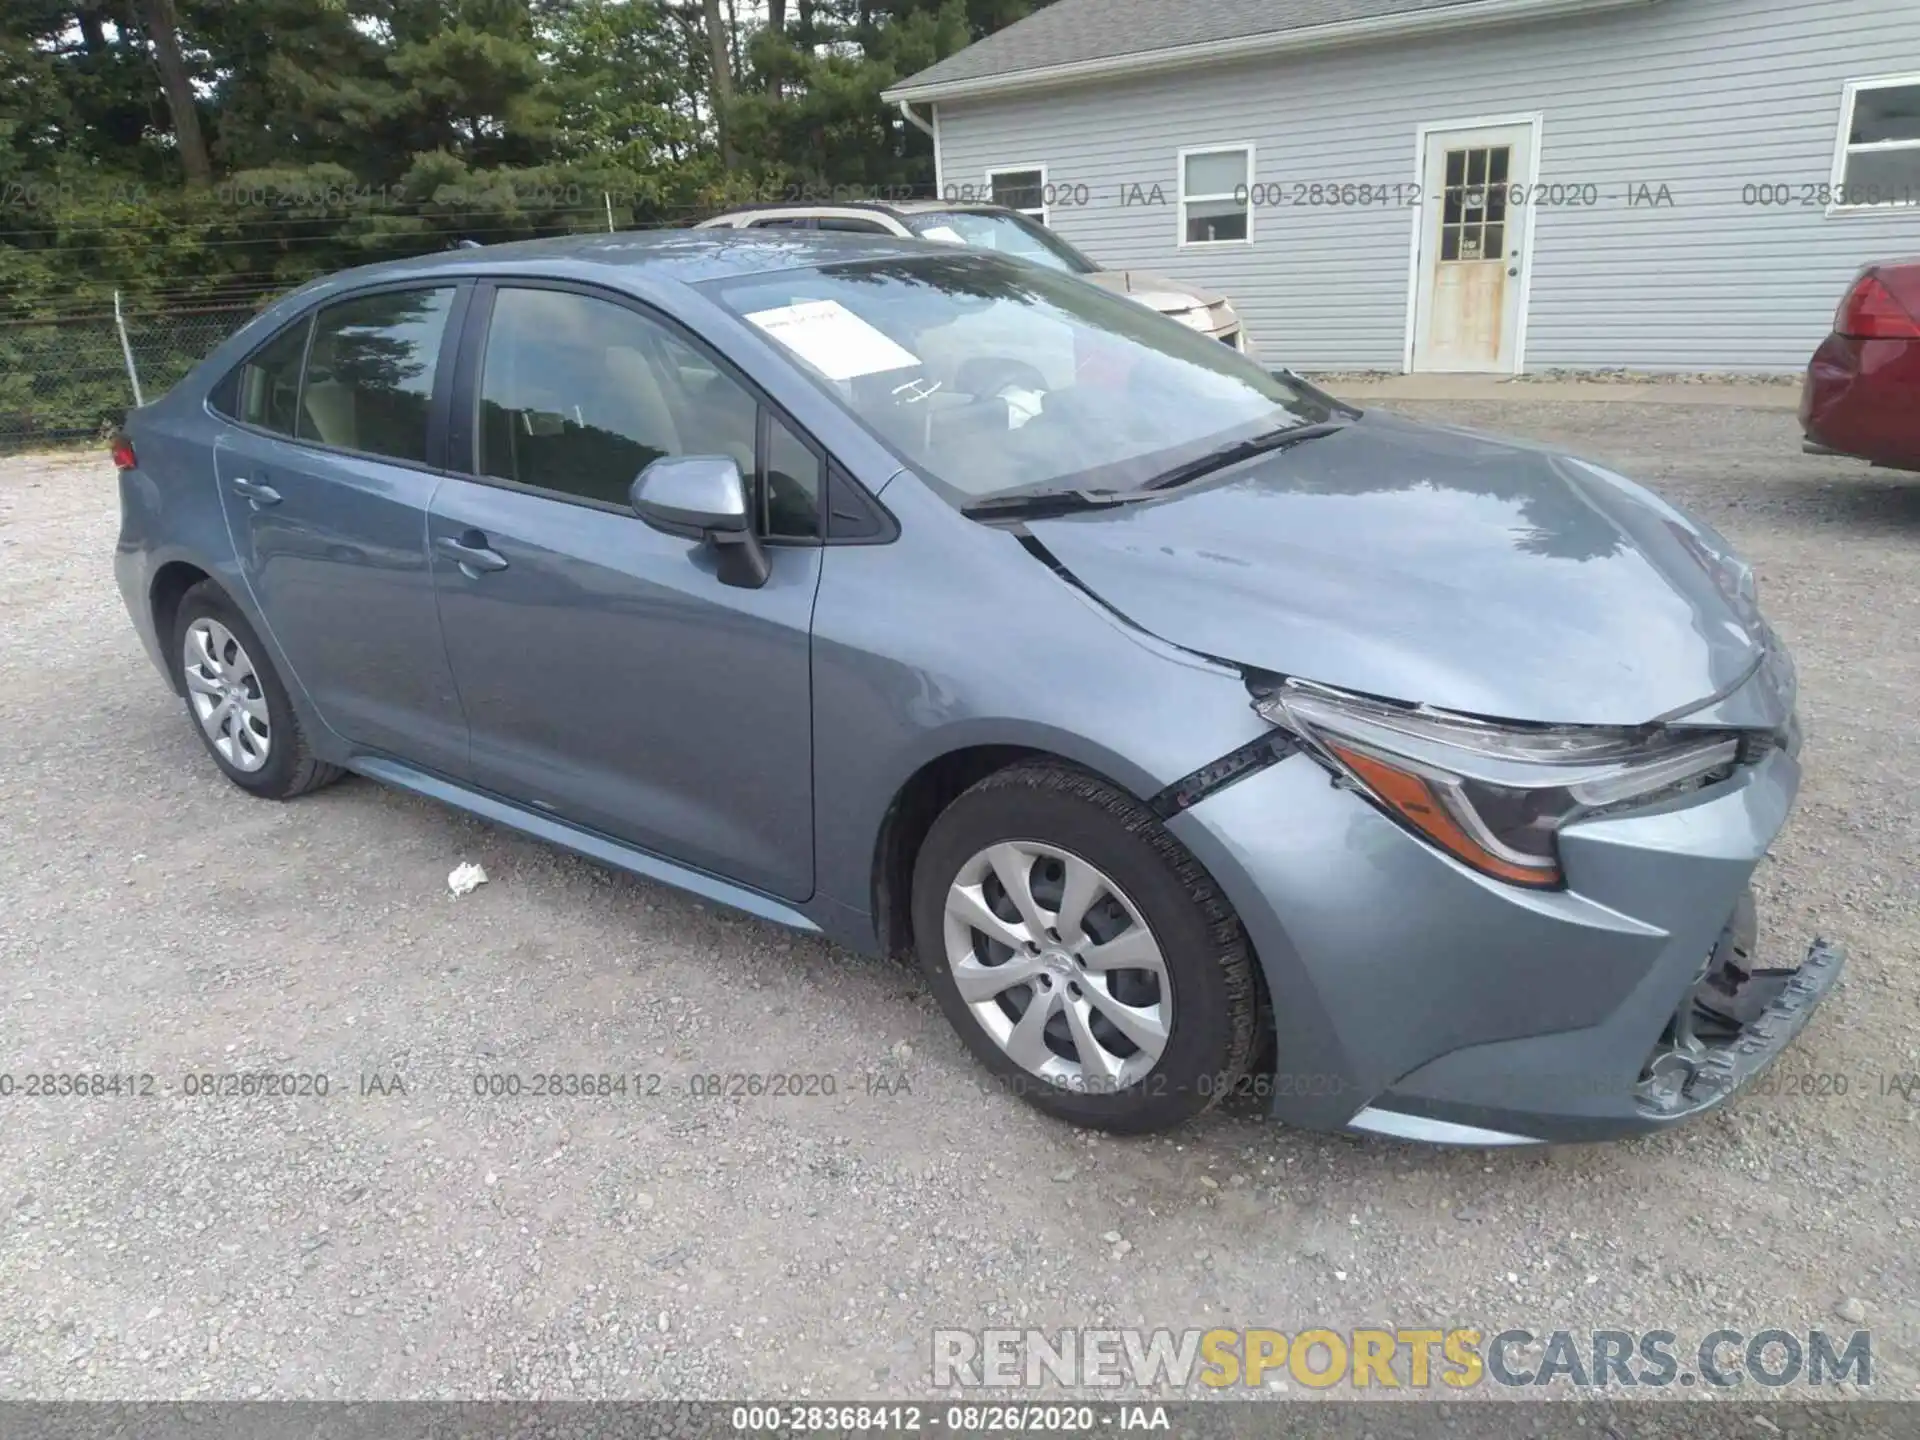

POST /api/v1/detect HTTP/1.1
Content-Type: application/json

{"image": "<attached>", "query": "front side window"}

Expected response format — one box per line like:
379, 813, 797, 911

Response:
296, 286, 455, 462
763, 413, 823, 538
220, 316, 311, 435
477, 286, 819, 536
704, 251, 1331, 505
901, 209, 1096, 274
1181, 146, 1252, 244
1834, 75, 1920, 208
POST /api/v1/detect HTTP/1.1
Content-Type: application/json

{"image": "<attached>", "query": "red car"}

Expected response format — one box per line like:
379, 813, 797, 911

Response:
1801, 258, 1920, 473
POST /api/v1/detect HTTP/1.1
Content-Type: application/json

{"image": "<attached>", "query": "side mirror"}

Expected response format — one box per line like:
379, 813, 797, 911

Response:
630, 454, 769, 589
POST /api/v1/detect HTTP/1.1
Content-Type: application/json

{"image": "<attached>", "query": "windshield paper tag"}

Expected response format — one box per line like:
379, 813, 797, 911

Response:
744, 299, 921, 380
917, 225, 965, 244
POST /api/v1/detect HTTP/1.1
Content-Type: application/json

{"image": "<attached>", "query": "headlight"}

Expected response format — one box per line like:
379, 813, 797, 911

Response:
1256, 682, 1742, 888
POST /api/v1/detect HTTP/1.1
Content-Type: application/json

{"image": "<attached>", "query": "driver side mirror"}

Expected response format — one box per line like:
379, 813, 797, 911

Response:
630, 454, 769, 590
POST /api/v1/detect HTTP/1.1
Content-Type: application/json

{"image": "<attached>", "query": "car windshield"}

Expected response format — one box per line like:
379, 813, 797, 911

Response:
901, 210, 1097, 275
702, 252, 1330, 503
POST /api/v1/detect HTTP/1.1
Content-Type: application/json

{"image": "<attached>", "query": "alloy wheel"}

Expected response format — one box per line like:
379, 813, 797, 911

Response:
942, 840, 1171, 1092
182, 617, 271, 773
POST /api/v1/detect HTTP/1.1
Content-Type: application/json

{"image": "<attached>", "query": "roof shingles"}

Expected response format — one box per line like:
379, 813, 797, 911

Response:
894, 0, 1551, 93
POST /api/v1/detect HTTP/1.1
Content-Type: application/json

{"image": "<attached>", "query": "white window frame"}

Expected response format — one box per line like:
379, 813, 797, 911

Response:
1177, 143, 1255, 248
985, 163, 1049, 224
1828, 72, 1920, 216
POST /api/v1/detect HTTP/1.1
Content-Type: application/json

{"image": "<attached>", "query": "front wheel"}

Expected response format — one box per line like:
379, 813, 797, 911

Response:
911, 763, 1259, 1132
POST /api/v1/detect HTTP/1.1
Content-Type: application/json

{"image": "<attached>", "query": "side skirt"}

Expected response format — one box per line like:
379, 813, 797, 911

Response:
350, 756, 822, 934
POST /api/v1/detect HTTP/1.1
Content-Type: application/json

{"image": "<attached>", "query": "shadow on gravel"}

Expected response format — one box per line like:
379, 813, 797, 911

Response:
1754, 470, 1920, 534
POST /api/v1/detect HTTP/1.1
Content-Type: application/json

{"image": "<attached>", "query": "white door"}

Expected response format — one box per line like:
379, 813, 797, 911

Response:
1412, 121, 1535, 373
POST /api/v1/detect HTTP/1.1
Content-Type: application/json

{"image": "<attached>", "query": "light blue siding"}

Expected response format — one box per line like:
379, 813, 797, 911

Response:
933, 0, 1920, 372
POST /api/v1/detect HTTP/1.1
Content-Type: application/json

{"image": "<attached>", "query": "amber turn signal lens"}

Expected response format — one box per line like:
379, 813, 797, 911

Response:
1327, 742, 1561, 888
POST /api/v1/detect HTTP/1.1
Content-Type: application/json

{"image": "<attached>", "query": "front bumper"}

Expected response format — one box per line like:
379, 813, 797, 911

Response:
1363, 920, 1844, 1145
1166, 735, 1843, 1144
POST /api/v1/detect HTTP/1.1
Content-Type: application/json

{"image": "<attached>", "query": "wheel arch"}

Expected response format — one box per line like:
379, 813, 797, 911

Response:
872, 744, 1049, 960
149, 560, 215, 693
145, 554, 343, 764
864, 728, 1174, 962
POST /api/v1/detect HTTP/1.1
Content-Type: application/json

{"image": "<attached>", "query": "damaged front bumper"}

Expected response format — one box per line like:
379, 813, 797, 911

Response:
1635, 891, 1846, 1123
1351, 895, 1845, 1147
1164, 732, 1846, 1145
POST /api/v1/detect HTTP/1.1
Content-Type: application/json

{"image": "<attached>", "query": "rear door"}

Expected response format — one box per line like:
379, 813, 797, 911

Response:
426, 281, 824, 901
212, 283, 471, 775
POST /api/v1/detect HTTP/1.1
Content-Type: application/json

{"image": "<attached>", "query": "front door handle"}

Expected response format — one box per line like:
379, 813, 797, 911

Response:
230, 477, 281, 507
435, 532, 510, 575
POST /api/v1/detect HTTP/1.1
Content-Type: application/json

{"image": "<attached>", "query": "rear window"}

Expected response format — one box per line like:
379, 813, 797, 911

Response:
902, 210, 1095, 274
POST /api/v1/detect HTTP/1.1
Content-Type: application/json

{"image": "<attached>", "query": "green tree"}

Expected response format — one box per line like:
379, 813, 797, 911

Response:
2, 0, 1061, 441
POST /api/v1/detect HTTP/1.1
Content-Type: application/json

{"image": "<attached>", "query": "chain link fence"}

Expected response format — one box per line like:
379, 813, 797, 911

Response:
0, 297, 266, 453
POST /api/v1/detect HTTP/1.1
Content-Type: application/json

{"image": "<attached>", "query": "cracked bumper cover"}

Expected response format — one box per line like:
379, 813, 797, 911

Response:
1165, 734, 1844, 1144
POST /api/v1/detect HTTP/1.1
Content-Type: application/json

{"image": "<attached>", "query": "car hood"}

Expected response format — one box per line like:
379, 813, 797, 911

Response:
1024, 412, 1772, 726
1083, 269, 1228, 312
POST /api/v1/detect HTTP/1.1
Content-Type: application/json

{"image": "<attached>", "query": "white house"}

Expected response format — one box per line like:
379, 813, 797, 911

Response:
883, 0, 1920, 373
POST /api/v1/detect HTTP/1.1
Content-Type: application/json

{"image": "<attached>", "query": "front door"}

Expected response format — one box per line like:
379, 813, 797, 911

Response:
1412, 121, 1535, 373
213, 283, 471, 776
428, 282, 824, 902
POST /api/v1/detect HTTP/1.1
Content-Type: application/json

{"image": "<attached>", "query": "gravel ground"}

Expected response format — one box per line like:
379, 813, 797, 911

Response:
0, 399, 1915, 1410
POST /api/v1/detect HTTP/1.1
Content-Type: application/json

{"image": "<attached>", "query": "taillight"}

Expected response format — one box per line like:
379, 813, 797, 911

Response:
1835, 271, 1920, 340
110, 435, 138, 470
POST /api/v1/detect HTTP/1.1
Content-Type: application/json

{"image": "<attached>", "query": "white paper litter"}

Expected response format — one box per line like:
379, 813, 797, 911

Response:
1001, 386, 1046, 429
744, 299, 920, 380
447, 861, 489, 897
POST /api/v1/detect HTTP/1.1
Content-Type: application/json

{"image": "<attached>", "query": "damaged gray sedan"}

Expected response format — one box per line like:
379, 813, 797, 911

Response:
114, 230, 1841, 1142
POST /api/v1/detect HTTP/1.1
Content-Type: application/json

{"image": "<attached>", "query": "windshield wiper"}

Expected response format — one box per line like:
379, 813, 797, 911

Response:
1139, 420, 1350, 493
964, 419, 1353, 519
1274, 368, 1365, 419
961, 487, 1145, 520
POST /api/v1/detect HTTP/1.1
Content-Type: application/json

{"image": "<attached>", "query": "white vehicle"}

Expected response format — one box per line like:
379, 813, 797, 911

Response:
697, 199, 1251, 353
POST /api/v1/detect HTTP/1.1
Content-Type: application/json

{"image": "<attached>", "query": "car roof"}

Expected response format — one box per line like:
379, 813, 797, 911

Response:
287, 227, 936, 297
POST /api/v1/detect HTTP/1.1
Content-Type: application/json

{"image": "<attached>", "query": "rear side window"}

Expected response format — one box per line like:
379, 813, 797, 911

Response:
296, 287, 455, 463
219, 317, 311, 435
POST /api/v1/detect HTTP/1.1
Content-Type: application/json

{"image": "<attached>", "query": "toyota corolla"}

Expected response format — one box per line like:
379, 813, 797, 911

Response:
113, 231, 1841, 1143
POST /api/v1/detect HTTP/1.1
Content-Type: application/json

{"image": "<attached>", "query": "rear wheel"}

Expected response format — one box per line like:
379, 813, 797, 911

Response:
911, 762, 1258, 1132
172, 583, 344, 800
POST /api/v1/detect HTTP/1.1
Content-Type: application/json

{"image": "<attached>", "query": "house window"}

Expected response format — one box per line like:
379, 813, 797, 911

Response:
987, 166, 1047, 221
1180, 146, 1252, 245
1441, 146, 1511, 261
1832, 74, 1920, 210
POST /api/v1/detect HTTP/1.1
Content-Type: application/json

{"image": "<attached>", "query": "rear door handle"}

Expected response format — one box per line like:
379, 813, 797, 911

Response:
229, 477, 281, 507
435, 532, 510, 575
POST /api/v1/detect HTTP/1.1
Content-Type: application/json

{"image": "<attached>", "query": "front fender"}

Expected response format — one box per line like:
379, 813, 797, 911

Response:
808, 477, 1274, 938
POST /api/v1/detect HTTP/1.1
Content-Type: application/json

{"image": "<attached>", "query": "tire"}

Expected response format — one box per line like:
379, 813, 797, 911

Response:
171, 582, 344, 800
911, 761, 1258, 1133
